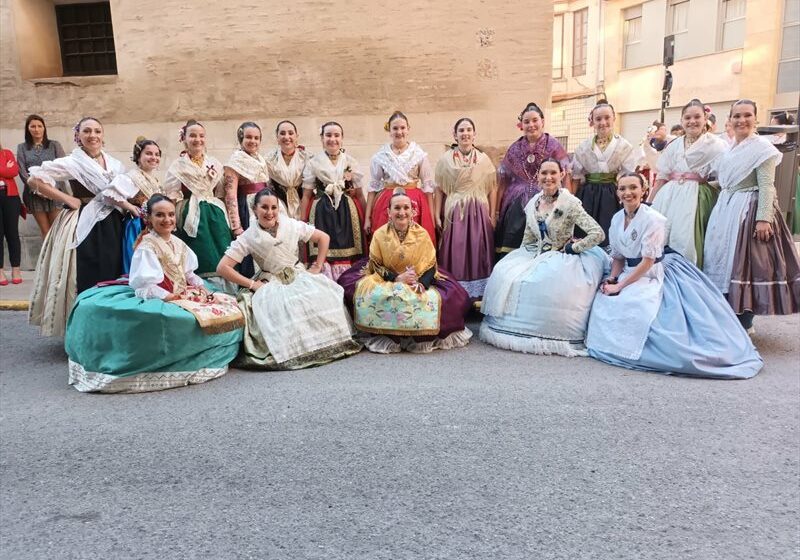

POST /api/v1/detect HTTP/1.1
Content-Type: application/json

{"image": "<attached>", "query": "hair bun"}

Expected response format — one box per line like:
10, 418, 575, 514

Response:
135, 135, 146, 143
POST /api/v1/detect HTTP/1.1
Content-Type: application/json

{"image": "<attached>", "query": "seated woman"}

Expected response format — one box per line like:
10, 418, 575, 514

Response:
585, 173, 763, 379
338, 188, 472, 353
480, 159, 607, 356
216, 188, 361, 369
65, 195, 244, 393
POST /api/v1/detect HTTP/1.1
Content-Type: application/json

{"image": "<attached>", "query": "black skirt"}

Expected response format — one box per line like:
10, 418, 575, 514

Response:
76, 208, 124, 293
236, 192, 255, 278
575, 181, 619, 247
494, 197, 527, 261
308, 192, 364, 264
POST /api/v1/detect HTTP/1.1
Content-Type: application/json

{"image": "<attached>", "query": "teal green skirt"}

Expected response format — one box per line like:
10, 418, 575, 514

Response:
176, 198, 233, 276
65, 285, 243, 393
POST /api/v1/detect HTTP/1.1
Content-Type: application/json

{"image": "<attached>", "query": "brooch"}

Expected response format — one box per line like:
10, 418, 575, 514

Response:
631, 229, 638, 241
526, 154, 536, 164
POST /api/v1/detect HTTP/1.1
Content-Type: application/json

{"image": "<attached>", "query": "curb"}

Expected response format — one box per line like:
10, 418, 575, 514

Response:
0, 301, 29, 311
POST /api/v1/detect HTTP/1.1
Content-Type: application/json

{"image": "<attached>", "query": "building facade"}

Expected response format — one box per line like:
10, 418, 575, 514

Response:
552, 0, 798, 150
1, 0, 555, 166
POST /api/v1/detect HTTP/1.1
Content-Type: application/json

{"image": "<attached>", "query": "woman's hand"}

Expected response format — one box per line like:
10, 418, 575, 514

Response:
490, 214, 497, 229
754, 220, 773, 242
233, 227, 244, 237
122, 201, 141, 216
396, 267, 417, 286
600, 281, 622, 296
65, 195, 81, 210
364, 218, 372, 236
164, 293, 181, 301
308, 262, 323, 274
250, 279, 266, 292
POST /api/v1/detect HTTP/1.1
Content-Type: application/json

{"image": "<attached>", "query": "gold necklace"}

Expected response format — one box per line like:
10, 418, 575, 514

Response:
189, 153, 203, 166
684, 134, 700, 148
595, 135, 611, 150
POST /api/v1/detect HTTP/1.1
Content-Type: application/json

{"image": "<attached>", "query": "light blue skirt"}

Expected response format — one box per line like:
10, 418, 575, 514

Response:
481, 246, 607, 356
588, 253, 763, 379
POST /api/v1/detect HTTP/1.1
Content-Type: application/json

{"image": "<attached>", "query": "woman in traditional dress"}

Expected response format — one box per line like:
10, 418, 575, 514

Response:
496, 102, 569, 259
646, 99, 727, 268
103, 137, 164, 274
26, 117, 126, 337
338, 188, 472, 353
299, 121, 367, 280
364, 111, 436, 243
223, 121, 270, 278
16, 114, 67, 237
585, 173, 763, 379
571, 101, 639, 247
216, 188, 361, 369
703, 99, 800, 331
165, 119, 232, 284
265, 120, 307, 219
435, 117, 497, 299
481, 159, 606, 356
65, 195, 244, 393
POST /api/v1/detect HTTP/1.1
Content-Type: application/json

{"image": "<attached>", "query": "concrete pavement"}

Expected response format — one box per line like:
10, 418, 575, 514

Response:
0, 310, 798, 560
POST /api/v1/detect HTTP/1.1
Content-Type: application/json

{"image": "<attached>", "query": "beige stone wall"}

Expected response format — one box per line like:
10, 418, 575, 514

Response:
1, 0, 555, 168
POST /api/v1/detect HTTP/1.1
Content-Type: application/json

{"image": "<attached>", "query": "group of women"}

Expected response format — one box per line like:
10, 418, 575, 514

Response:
13, 97, 799, 393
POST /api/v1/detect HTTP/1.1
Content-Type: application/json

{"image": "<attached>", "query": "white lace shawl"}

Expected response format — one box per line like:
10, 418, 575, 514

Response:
369, 142, 435, 193
164, 153, 228, 237
28, 147, 126, 248
571, 135, 638, 180
265, 147, 307, 188
714, 135, 782, 191
302, 152, 364, 210
106, 167, 163, 202
226, 149, 269, 183
656, 133, 728, 179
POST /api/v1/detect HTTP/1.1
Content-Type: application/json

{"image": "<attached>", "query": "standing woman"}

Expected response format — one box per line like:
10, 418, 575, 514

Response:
495, 102, 569, 259
26, 117, 126, 336
571, 101, 639, 246
16, 114, 67, 237
365, 111, 436, 243
704, 99, 800, 330
585, 173, 762, 379
104, 137, 164, 274
647, 99, 727, 268
223, 121, 269, 278
300, 121, 367, 280
435, 117, 497, 299
216, 188, 361, 370
265, 120, 307, 219
165, 119, 232, 282
0, 144, 22, 285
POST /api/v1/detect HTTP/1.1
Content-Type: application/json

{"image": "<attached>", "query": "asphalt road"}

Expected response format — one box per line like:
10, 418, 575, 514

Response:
1, 311, 798, 560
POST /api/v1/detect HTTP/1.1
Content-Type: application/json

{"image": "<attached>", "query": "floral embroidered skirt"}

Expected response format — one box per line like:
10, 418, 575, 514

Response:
338, 258, 471, 341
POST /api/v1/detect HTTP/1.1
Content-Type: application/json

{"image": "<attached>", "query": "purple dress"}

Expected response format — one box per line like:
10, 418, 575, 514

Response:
495, 134, 569, 260
435, 148, 497, 299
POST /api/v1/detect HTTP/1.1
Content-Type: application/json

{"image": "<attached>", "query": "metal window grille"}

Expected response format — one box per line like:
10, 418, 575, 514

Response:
56, 2, 117, 76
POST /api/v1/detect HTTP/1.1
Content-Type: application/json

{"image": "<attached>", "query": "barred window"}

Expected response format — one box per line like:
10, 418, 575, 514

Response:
56, 2, 117, 76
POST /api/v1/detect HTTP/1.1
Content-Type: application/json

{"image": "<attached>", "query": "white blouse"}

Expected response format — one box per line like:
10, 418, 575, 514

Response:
128, 236, 204, 300
225, 217, 316, 273
369, 142, 435, 193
